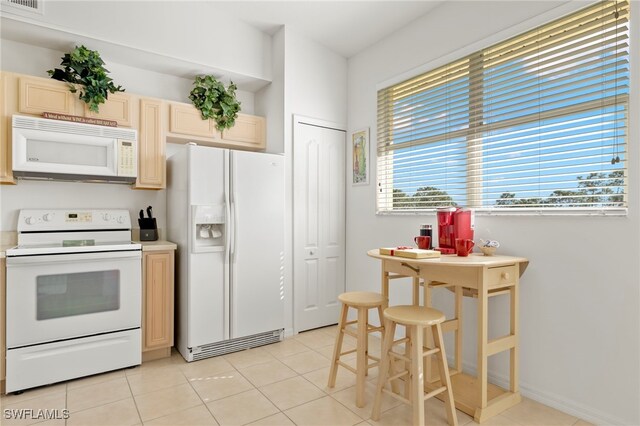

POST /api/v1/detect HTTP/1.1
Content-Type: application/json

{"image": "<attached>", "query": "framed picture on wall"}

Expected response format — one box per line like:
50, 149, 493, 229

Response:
352, 128, 369, 185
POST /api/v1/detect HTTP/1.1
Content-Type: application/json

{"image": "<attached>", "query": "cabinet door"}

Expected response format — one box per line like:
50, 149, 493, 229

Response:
222, 113, 266, 149
169, 103, 216, 138
136, 99, 165, 189
85, 92, 134, 127
0, 73, 15, 184
18, 76, 77, 116
142, 251, 174, 351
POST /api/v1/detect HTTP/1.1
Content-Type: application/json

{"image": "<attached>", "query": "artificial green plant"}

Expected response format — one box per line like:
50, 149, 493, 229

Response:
188, 75, 241, 131
48, 45, 124, 113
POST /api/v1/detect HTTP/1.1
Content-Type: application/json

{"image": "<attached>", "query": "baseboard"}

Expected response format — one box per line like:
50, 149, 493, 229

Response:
142, 347, 171, 362
459, 360, 632, 425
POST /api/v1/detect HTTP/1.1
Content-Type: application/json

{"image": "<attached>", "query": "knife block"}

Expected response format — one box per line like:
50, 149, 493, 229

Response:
138, 218, 158, 241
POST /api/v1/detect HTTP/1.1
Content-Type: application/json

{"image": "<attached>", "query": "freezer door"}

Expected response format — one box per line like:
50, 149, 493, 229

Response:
188, 251, 226, 346
188, 145, 226, 206
230, 151, 285, 338
186, 145, 229, 347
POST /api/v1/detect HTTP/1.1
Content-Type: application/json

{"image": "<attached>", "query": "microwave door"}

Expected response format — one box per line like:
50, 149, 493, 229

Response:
13, 129, 117, 177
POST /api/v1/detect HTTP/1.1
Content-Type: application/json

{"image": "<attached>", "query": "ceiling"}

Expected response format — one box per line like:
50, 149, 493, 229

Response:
0, 0, 446, 90
211, 1, 445, 58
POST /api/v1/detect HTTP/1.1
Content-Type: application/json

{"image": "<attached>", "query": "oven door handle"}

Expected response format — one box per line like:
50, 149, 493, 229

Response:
6, 250, 141, 265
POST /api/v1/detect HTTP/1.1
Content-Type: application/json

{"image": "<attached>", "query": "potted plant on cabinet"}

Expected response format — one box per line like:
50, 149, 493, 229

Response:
189, 75, 241, 131
48, 45, 125, 113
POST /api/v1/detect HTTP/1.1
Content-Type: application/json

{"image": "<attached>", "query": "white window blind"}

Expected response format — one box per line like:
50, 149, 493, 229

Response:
377, 1, 629, 213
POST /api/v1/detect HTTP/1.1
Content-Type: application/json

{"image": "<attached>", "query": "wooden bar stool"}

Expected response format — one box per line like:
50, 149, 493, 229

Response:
328, 291, 385, 407
372, 305, 457, 426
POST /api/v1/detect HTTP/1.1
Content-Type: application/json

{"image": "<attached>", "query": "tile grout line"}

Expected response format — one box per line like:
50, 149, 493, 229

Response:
182, 366, 223, 426
123, 368, 144, 426
67, 376, 136, 417
236, 358, 298, 389
141, 359, 214, 424
231, 362, 285, 423
64, 383, 68, 426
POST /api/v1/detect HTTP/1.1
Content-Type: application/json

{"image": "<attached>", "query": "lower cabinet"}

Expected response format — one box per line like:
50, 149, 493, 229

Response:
142, 250, 174, 360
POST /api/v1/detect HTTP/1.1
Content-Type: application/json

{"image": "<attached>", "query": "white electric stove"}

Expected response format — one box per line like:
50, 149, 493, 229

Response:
5, 209, 142, 393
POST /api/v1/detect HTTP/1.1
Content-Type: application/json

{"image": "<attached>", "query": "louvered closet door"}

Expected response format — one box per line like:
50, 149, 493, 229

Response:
293, 117, 346, 332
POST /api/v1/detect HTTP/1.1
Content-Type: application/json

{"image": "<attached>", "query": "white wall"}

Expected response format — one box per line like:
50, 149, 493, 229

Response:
346, 1, 639, 425
283, 27, 348, 130
255, 28, 285, 154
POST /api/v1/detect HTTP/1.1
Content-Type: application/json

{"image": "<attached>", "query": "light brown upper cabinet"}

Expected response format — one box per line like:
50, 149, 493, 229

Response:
136, 98, 165, 189
169, 103, 218, 139
167, 102, 266, 150
222, 113, 266, 150
18, 75, 78, 116
85, 92, 134, 127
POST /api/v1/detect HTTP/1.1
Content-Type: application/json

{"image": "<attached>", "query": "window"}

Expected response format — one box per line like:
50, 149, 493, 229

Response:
377, 1, 629, 213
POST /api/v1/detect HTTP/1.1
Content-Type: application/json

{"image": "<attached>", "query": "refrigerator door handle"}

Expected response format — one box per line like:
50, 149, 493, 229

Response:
229, 152, 236, 260
229, 151, 239, 337
223, 150, 232, 341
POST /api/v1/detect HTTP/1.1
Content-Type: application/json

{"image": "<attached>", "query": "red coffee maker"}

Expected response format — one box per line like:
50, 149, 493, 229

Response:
436, 207, 475, 254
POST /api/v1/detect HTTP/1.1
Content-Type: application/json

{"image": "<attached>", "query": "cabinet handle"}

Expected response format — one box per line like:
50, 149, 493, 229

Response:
501, 272, 510, 280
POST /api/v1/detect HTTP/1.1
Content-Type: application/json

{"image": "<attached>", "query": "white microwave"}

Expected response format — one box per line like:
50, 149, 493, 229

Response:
12, 115, 138, 183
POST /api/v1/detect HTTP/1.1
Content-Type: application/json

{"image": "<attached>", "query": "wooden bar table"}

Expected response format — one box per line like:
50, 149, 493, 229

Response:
367, 249, 529, 423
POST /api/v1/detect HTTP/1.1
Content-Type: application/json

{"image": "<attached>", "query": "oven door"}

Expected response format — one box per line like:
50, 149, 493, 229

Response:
6, 250, 141, 348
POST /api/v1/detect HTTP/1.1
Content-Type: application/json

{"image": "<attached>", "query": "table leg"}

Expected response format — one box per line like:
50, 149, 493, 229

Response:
455, 285, 463, 373
477, 284, 489, 410
412, 276, 420, 305
381, 264, 389, 308
510, 282, 519, 393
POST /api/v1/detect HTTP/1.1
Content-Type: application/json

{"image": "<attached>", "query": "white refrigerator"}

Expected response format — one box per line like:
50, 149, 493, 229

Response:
167, 144, 285, 361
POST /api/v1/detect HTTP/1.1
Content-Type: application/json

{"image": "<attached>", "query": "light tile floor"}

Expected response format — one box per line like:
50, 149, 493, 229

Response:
1, 326, 592, 426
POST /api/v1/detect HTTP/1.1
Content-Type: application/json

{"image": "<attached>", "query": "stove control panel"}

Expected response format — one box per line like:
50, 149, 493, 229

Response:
65, 212, 92, 222
17, 209, 132, 232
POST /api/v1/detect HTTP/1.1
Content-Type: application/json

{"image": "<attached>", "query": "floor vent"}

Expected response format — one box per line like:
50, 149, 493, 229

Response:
2, 0, 44, 15
190, 329, 283, 361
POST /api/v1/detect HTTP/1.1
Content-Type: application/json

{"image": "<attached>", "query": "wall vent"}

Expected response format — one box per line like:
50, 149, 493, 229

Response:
2, 0, 44, 15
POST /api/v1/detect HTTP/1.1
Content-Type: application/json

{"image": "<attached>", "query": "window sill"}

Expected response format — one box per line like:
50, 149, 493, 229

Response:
376, 208, 628, 217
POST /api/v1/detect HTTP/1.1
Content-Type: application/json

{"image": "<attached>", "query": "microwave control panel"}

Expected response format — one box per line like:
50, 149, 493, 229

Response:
117, 140, 136, 177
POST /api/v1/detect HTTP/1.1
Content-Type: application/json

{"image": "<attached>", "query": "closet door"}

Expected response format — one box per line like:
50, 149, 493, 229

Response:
293, 116, 346, 332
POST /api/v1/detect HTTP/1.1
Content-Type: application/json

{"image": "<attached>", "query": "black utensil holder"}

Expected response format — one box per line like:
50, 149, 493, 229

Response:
138, 218, 158, 241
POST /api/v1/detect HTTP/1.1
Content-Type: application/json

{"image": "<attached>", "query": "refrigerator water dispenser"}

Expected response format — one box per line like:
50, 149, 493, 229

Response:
192, 205, 225, 252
